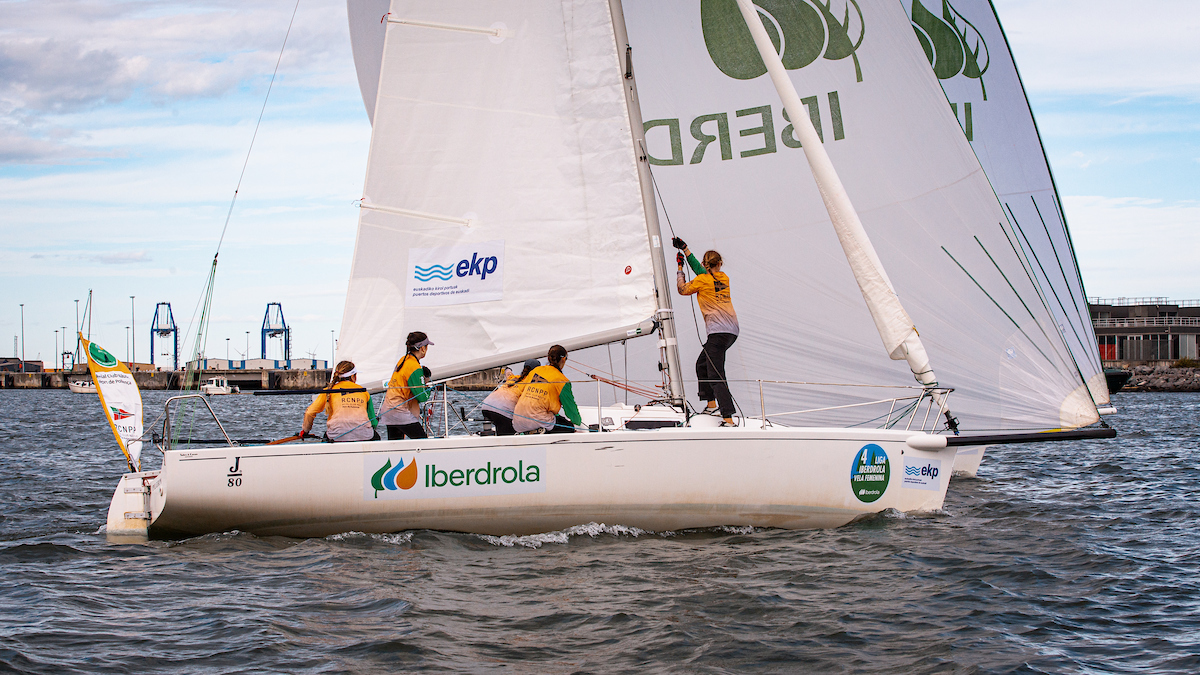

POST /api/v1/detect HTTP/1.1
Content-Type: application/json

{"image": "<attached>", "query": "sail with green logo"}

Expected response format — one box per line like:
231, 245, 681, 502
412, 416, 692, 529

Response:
904, 0, 1109, 410
82, 335, 142, 472
612, 0, 1099, 432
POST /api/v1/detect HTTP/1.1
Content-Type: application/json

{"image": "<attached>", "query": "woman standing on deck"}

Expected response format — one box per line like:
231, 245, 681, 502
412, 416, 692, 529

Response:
512, 346, 582, 434
673, 237, 739, 426
300, 360, 379, 442
380, 332, 433, 440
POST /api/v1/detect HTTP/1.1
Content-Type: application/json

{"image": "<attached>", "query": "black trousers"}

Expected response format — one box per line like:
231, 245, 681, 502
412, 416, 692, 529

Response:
387, 423, 427, 441
482, 410, 516, 436
547, 415, 576, 433
696, 332, 737, 418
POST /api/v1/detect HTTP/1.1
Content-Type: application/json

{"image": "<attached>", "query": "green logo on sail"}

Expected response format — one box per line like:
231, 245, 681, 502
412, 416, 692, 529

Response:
701, 0, 865, 82
88, 342, 118, 368
910, 0, 989, 98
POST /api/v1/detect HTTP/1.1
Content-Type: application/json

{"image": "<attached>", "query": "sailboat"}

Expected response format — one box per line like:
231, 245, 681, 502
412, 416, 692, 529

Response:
105, 0, 1113, 539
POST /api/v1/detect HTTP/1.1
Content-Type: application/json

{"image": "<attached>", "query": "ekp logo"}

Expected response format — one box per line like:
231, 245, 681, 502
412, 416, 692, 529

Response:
904, 463, 939, 479
701, 0, 866, 82
407, 241, 505, 307
370, 456, 418, 498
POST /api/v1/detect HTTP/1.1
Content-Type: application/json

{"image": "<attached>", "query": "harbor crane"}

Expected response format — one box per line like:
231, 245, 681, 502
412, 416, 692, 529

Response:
150, 302, 179, 370
261, 302, 291, 362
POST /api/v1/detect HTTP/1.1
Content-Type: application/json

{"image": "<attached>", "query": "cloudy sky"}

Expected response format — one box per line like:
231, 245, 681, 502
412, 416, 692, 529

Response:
2, 0, 1198, 367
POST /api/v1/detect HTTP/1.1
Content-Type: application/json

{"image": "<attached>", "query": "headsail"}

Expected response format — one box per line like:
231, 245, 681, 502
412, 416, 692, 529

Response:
622, 0, 1097, 430
82, 336, 143, 471
904, 0, 1108, 407
338, 0, 662, 386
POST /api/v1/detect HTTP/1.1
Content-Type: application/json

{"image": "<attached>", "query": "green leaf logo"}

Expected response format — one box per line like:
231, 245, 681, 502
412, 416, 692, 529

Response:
370, 459, 392, 498
910, 0, 989, 99
701, 0, 865, 82
88, 342, 118, 368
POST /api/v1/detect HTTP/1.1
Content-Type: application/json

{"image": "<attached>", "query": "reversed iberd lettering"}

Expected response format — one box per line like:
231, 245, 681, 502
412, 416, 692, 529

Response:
645, 92, 845, 165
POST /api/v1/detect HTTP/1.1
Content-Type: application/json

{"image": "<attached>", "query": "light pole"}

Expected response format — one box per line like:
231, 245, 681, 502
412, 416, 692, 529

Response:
245, 331, 250, 364
130, 295, 135, 369
74, 299, 80, 362
19, 303, 25, 373
61, 326, 67, 370
330, 329, 335, 368
226, 337, 230, 361
54, 329, 59, 372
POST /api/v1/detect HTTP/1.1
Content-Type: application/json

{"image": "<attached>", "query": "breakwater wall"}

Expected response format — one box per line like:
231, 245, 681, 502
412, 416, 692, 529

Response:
1122, 366, 1200, 392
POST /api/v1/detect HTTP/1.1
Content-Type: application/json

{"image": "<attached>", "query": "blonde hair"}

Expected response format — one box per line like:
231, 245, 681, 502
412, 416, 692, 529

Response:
702, 250, 723, 270
331, 360, 356, 386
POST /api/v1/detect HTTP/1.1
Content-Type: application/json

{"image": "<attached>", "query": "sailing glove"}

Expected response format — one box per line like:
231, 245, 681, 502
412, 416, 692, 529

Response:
671, 236, 687, 250
676, 252, 686, 267
422, 366, 432, 380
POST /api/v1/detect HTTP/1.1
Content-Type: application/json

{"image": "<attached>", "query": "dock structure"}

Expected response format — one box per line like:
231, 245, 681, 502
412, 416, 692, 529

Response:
1089, 298, 1200, 367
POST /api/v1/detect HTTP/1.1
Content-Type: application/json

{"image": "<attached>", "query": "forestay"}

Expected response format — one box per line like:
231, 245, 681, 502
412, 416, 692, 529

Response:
622, 0, 1097, 430
904, 0, 1108, 407
338, 0, 660, 386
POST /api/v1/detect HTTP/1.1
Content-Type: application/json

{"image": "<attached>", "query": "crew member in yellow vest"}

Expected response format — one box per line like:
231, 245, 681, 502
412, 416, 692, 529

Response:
381, 331, 434, 440
301, 360, 379, 442
512, 345, 582, 434
674, 237, 739, 427
481, 358, 540, 436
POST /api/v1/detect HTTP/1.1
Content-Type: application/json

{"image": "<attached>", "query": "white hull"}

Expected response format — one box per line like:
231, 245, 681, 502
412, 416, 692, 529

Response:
107, 427, 956, 539
951, 445, 988, 477
68, 380, 96, 394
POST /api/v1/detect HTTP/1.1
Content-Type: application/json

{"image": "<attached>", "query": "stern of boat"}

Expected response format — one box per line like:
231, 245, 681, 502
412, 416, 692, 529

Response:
105, 470, 161, 542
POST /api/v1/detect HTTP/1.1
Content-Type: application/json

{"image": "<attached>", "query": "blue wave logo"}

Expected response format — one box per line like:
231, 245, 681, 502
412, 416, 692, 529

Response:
414, 264, 454, 281
905, 466, 921, 476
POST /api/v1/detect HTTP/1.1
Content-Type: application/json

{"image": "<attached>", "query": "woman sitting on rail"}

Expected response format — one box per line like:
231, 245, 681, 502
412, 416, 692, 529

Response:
300, 360, 378, 442
480, 358, 540, 436
380, 331, 433, 440
512, 345, 583, 434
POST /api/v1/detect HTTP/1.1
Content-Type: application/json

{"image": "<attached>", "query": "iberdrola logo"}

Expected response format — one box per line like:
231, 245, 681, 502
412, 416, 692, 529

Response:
88, 342, 118, 368
910, 0, 989, 98
370, 457, 418, 498
701, 0, 866, 82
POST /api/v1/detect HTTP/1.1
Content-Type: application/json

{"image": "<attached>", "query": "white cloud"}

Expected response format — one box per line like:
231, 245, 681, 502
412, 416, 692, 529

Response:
1065, 195, 1200, 299
994, 0, 1200, 97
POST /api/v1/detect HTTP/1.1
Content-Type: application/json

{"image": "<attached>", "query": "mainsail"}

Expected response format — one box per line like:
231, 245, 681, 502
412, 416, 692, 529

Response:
621, 0, 1097, 430
82, 336, 143, 471
904, 0, 1108, 407
338, 0, 663, 386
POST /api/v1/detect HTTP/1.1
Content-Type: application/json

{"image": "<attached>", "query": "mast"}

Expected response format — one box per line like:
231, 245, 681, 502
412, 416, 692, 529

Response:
609, 0, 685, 406
733, 0, 954, 426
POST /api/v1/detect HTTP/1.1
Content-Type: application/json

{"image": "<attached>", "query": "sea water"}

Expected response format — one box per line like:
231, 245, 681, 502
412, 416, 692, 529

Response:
0, 389, 1197, 673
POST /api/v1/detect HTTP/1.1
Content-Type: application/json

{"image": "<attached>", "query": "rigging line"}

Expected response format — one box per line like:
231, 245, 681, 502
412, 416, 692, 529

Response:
941, 246, 1054, 366
973, 236, 1083, 377
1030, 197, 1104, 373
214, 0, 302, 254
1002, 207, 1097, 380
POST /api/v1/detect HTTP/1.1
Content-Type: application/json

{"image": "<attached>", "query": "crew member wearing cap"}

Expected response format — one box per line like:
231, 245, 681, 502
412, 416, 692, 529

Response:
301, 360, 379, 442
480, 358, 540, 436
380, 331, 433, 440
512, 345, 582, 434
